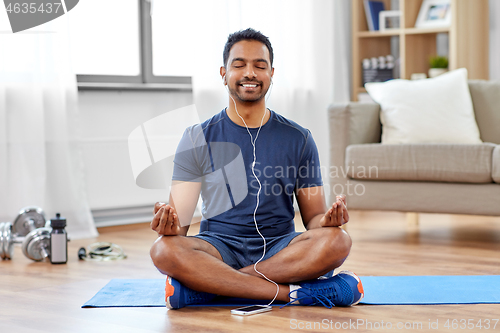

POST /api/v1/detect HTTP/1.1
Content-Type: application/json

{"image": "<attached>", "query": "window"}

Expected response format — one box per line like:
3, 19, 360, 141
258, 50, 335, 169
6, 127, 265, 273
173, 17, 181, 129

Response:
70, 0, 191, 89
151, 0, 208, 77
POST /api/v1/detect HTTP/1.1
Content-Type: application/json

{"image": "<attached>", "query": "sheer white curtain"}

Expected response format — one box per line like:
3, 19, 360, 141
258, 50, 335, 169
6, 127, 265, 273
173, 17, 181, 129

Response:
188, 0, 352, 203
490, 0, 500, 80
0, 16, 97, 239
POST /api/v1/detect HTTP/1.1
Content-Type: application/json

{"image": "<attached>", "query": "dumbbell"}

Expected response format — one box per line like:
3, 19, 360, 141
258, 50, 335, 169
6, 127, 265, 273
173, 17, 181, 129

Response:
0, 222, 51, 261
0, 206, 50, 261
12, 206, 47, 236
14, 207, 51, 261
0, 222, 16, 259
22, 227, 51, 261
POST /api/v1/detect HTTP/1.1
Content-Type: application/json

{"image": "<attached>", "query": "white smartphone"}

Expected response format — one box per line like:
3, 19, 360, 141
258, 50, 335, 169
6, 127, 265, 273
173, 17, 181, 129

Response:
230, 305, 272, 316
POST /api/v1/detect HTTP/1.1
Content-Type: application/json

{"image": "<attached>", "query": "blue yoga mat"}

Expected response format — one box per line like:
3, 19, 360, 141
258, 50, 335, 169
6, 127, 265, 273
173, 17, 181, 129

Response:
82, 279, 284, 308
83, 279, 165, 308
82, 276, 500, 308
360, 275, 500, 305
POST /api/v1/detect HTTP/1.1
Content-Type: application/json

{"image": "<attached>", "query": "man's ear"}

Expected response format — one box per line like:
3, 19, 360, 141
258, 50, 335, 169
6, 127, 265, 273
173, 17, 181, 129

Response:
220, 66, 226, 85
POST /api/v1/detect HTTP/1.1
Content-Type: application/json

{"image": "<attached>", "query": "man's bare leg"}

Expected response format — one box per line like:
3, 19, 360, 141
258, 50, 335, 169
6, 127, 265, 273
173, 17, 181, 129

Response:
150, 226, 351, 301
150, 236, 291, 302
239, 227, 351, 283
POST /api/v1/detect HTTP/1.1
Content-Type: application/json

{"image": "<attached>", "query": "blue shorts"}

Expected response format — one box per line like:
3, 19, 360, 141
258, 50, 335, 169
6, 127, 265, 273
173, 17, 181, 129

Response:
193, 231, 301, 270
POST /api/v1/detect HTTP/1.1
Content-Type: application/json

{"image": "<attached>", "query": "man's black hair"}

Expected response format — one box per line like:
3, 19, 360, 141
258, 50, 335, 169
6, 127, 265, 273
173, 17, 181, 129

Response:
223, 28, 274, 67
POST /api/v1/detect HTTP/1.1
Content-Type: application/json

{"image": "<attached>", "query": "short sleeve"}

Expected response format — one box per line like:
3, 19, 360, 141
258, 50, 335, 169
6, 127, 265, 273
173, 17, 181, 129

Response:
296, 131, 323, 189
172, 125, 207, 182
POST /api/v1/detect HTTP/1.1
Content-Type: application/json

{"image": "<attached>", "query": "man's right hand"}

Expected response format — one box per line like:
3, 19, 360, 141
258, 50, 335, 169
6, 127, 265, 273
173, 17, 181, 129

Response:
151, 202, 181, 236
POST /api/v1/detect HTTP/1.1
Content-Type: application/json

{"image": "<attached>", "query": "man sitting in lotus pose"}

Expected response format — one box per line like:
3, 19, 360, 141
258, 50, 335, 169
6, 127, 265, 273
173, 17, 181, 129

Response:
150, 28, 363, 309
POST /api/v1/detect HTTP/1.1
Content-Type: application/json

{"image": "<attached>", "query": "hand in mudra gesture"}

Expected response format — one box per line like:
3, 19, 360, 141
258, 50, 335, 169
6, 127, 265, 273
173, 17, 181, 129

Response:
319, 195, 349, 227
151, 202, 182, 236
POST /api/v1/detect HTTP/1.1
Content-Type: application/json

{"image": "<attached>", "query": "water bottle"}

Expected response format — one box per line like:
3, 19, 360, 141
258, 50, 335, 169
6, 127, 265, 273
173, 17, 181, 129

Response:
50, 213, 68, 264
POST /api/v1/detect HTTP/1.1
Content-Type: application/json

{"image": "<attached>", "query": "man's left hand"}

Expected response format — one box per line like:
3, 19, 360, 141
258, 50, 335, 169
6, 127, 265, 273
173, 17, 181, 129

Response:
319, 195, 349, 227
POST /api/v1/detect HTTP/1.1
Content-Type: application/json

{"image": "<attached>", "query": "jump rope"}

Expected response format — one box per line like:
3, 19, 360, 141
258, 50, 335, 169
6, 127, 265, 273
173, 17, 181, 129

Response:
223, 74, 279, 306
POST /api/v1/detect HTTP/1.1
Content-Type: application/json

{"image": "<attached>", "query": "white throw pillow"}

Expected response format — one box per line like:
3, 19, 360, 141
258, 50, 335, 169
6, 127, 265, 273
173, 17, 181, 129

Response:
365, 68, 482, 144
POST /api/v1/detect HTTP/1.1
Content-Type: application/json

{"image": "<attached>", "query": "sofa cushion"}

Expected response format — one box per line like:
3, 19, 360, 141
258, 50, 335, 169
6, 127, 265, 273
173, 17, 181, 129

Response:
468, 80, 500, 144
365, 68, 482, 145
345, 143, 495, 183
493, 146, 500, 184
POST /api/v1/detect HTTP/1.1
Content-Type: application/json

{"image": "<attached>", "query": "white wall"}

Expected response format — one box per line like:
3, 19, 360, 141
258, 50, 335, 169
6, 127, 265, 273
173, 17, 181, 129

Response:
78, 90, 192, 221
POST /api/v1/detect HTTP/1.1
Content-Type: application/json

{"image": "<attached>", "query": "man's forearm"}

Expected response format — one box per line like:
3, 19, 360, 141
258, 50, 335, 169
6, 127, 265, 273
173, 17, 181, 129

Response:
304, 213, 325, 230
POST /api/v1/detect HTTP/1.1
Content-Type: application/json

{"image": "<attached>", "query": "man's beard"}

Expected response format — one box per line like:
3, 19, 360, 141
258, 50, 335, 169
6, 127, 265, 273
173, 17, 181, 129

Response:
228, 80, 269, 103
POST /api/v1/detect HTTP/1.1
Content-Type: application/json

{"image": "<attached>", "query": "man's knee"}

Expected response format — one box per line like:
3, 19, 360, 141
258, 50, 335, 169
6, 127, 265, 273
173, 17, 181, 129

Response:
318, 227, 352, 261
150, 236, 183, 273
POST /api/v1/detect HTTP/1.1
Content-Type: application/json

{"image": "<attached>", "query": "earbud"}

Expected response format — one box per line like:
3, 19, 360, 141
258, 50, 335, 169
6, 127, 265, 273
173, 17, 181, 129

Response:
222, 74, 226, 85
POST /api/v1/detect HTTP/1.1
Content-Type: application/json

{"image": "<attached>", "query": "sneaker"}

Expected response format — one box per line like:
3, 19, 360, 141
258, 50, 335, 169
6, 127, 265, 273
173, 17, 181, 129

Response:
287, 271, 364, 308
165, 276, 216, 309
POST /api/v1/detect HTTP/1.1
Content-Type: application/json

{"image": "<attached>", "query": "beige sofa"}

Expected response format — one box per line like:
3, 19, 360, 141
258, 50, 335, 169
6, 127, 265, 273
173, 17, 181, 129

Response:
328, 80, 500, 216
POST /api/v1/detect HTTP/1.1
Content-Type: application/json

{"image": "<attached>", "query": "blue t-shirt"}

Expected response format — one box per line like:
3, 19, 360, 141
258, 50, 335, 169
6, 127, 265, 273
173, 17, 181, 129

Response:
172, 109, 322, 237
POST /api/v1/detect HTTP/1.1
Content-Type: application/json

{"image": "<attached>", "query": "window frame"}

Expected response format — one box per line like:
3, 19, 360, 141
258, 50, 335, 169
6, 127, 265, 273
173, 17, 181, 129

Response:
77, 0, 192, 91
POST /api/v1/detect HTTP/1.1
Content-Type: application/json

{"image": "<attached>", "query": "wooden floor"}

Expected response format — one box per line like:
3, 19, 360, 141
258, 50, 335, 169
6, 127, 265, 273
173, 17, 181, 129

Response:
1, 211, 500, 333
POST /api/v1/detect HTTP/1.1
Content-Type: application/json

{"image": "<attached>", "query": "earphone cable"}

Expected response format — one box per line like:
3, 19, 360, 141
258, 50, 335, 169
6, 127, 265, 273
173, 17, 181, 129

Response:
228, 92, 280, 306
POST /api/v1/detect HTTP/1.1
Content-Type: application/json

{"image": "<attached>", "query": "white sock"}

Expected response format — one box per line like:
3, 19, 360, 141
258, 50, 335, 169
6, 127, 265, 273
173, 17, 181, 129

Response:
289, 284, 301, 304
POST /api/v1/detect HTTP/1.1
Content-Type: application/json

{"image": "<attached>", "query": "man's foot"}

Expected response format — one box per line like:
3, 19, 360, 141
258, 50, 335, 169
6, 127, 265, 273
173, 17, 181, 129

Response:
287, 271, 364, 308
165, 276, 216, 309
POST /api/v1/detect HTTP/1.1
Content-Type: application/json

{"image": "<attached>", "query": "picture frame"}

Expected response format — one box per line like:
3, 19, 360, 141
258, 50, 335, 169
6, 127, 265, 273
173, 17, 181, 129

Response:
415, 0, 452, 29
379, 10, 401, 31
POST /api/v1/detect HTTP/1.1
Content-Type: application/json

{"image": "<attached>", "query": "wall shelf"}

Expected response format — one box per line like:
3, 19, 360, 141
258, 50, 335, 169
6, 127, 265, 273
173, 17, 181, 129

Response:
352, 0, 490, 101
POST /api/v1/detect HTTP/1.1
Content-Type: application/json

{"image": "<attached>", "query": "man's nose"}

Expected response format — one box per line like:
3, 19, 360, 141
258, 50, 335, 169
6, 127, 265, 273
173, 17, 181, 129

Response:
244, 65, 256, 78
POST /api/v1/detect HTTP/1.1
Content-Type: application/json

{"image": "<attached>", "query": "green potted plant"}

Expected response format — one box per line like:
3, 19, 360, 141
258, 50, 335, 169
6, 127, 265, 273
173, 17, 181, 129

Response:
428, 56, 449, 78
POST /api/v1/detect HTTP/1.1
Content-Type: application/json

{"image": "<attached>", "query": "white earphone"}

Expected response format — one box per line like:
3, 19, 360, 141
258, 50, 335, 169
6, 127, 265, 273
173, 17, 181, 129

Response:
222, 70, 278, 306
